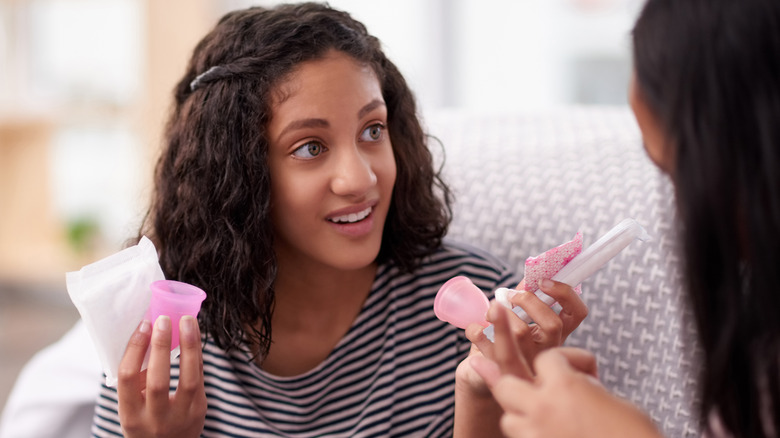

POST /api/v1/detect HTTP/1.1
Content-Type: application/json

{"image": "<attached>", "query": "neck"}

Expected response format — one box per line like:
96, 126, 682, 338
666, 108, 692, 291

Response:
270, 254, 379, 337
258, 259, 378, 376
273, 261, 377, 310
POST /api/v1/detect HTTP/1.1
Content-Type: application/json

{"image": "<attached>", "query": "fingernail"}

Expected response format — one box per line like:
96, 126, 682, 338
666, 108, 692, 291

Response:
487, 302, 501, 322
181, 315, 196, 336
139, 320, 151, 334
510, 289, 527, 305
489, 301, 508, 323
156, 315, 170, 331
539, 279, 554, 290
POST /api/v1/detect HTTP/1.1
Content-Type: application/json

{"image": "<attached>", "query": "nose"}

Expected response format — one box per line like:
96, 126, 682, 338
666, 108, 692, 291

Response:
330, 144, 377, 197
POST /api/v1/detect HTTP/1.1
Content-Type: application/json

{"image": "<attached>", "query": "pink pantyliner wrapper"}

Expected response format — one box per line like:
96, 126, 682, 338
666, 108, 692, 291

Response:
523, 232, 583, 294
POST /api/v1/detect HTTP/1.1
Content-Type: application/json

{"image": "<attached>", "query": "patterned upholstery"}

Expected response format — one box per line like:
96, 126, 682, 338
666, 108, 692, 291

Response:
425, 106, 700, 437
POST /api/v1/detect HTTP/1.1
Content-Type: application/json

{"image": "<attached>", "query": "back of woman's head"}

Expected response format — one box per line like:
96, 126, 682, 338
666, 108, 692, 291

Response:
141, 2, 451, 356
633, 0, 780, 436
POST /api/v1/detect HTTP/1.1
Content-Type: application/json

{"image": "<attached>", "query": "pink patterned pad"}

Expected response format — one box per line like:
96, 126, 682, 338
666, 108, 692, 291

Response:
524, 232, 583, 294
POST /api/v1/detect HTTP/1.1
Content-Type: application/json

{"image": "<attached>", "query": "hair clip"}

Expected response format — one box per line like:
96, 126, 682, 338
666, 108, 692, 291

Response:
190, 66, 224, 92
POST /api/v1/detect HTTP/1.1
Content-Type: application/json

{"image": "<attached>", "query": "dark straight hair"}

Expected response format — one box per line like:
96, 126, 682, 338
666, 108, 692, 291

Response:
633, 0, 780, 436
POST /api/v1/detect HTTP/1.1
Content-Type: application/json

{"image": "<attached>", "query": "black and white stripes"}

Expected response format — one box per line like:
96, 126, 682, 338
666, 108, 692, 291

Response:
92, 240, 518, 437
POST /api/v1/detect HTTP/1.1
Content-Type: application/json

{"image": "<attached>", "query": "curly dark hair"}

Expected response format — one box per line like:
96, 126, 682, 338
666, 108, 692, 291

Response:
136, 2, 452, 358
634, 0, 780, 436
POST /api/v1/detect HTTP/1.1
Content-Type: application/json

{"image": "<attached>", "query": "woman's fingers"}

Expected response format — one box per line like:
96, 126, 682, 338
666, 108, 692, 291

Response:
146, 316, 173, 416
117, 320, 152, 414
465, 322, 494, 358
508, 289, 562, 344
115, 315, 207, 436
490, 348, 581, 414
469, 355, 501, 387
487, 302, 534, 380
467, 304, 534, 381
174, 315, 207, 417
547, 347, 599, 379
490, 374, 536, 414
500, 413, 528, 438
510, 280, 588, 342
467, 278, 590, 394
537, 280, 588, 338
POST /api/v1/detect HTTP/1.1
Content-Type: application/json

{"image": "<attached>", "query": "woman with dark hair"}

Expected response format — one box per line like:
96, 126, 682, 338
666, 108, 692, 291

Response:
91, 3, 586, 437
469, 0, 780, 437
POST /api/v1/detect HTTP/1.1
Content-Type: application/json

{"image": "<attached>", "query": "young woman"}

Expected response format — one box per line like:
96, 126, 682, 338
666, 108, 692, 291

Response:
470, 0, 780, 437
91, 4, 586, 437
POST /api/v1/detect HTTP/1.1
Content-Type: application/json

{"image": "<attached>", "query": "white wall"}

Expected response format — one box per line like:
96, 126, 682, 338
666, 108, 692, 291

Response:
1, 0, 645, 251
228, 0, 644, 114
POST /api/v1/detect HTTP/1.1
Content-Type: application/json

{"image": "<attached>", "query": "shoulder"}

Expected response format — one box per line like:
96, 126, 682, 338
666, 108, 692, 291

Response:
438, 238, 514, 268
433, 239, 517, 280
379, 239, 519, 298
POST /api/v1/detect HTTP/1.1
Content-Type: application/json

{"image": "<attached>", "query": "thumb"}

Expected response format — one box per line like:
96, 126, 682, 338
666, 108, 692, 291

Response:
533, 347, 600, 385
532, 348, 578, 380
554, 347, 599, 379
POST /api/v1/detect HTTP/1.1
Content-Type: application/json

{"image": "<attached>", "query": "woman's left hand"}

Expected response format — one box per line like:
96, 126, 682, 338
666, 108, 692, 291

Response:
453, 344, 504, 437
466, 278, 588, 379
453, 278, 588, 437
117, 315, 207, 438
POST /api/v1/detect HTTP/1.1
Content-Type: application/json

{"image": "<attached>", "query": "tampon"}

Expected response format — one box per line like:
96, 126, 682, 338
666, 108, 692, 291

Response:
483, 218, 650, 341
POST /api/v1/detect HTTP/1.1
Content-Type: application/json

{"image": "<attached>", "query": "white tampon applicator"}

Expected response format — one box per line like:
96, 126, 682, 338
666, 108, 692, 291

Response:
483, 218, 650, 342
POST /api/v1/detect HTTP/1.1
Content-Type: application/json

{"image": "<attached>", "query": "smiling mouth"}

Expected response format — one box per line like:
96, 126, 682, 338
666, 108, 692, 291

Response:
329, 207, 372, 224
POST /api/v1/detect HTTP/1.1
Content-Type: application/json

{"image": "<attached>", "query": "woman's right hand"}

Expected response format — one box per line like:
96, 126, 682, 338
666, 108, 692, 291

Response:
466, 278, 589, 379
117, 315, 207, 438
470, 302, 662, 438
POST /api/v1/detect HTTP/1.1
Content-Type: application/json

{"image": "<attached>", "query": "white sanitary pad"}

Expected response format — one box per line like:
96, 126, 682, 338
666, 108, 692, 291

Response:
65, 236, 164, 387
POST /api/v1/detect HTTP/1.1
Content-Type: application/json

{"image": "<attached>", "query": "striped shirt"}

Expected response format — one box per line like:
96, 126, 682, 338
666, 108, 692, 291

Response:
92, 241, 519, 437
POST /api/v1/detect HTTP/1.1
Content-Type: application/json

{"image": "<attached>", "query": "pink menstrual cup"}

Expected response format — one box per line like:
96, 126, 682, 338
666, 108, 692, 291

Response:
434, 276, 490, 329
145, 280, 206, 351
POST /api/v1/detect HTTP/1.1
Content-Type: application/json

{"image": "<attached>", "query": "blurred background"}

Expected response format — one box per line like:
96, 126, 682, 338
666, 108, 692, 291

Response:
0, 0, 643, 412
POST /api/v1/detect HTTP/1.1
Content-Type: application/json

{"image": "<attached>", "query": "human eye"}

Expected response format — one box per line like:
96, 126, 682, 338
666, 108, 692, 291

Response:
291, 141, 326, 159
359, 123, 384, 142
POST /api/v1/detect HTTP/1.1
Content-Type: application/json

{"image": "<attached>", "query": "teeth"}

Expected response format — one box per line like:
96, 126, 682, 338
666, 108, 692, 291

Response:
331, 207, 371, 223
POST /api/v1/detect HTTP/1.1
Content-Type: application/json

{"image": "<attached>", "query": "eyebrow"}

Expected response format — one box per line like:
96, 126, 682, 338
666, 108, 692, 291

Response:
276, 118, 329, 143
275, 99, 386, 143
357, 99, 386, 119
